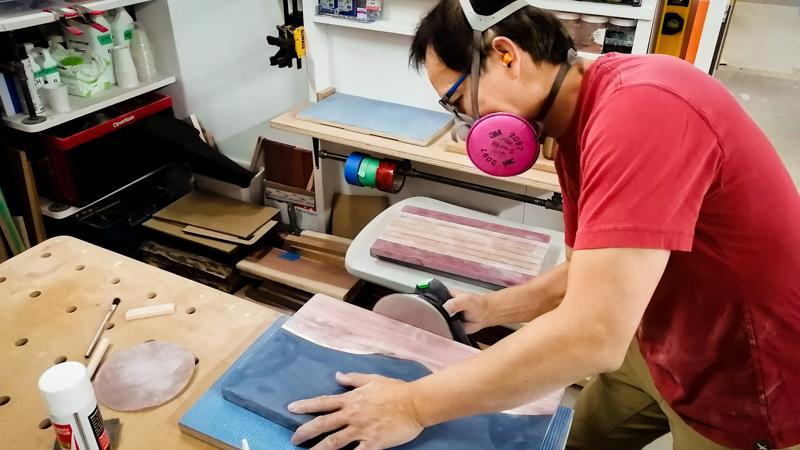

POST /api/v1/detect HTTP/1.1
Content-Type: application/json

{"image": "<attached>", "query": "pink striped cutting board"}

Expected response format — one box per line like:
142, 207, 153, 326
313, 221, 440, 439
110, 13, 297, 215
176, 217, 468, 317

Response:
370, 206, 551, 287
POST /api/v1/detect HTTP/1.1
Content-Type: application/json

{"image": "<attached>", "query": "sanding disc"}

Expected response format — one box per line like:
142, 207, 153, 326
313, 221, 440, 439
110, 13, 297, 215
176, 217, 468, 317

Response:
373, 294, 453, 339
93, 341, 195, 412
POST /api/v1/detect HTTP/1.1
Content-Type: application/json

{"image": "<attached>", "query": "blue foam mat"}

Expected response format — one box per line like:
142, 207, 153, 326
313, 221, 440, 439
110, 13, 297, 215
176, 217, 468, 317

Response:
180, 317, 572, 450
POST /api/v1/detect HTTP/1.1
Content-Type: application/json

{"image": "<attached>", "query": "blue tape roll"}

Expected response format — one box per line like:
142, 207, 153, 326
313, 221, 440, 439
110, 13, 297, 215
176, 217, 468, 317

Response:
344, 152, 366, 186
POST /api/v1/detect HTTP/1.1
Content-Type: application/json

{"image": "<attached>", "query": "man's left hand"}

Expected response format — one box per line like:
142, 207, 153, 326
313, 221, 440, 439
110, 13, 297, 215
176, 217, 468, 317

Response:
288, 372, 425, 450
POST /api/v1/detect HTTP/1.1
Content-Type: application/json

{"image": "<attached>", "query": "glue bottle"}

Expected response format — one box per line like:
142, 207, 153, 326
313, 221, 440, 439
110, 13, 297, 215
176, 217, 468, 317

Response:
39, 362, 111, 450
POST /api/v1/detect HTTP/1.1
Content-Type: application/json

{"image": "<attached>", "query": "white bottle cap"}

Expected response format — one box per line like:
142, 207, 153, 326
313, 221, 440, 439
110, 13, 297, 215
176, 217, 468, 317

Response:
580, 14, 610, 24
609, 17, 636, 27
39, 362, 96, 417
554, 11, 580, 21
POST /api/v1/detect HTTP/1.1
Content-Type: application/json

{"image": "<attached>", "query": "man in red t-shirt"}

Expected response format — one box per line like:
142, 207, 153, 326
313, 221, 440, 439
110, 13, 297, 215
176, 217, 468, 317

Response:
285, 1, 800, 449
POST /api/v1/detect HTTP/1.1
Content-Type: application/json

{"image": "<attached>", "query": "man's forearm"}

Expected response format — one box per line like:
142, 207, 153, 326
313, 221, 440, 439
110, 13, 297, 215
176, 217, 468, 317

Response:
408, 248, 668, 428
485, 260, 569, 326
410, 304, 607, 426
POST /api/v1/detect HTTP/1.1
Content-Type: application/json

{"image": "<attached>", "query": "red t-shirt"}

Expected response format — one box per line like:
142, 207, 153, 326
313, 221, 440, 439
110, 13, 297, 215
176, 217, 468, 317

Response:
556, 54, 800, 448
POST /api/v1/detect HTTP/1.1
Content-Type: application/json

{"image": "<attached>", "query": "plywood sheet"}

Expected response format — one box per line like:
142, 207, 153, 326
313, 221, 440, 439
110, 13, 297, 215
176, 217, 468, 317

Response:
370, 206, 551, 288
183, 220, 278, 245
297, 94, 453, 146
142, 218, 238, 254
153, 191, 279, 239
237, 248, 361, 300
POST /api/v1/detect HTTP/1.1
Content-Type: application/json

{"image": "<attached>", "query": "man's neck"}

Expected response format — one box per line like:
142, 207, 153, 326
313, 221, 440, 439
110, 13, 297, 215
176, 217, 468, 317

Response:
541, 59, 590, 139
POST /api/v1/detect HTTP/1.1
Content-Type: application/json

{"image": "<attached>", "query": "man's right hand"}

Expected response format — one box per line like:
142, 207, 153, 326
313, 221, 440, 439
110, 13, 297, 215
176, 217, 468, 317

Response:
443, 293, 493, 334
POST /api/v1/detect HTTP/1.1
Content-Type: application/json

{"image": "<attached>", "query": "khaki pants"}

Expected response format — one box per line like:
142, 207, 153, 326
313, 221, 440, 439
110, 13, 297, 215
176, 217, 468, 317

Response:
566, 341, 799, 450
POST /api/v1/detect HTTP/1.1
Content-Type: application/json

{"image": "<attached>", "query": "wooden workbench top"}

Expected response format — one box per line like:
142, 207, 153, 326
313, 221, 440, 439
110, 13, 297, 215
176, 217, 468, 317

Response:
0, 236, 281, 449
271, 108, 562, 193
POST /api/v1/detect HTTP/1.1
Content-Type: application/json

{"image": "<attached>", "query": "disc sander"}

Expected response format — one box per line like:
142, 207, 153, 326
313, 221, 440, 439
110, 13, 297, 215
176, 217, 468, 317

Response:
373, 294, 454, 340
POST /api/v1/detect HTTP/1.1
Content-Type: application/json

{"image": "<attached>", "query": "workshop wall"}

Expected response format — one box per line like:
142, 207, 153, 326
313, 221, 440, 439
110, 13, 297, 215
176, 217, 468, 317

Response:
139, 0, 309, 165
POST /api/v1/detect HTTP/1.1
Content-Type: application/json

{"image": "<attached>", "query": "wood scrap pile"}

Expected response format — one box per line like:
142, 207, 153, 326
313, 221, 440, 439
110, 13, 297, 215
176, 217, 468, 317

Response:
140, 191, 279, 292
237, 230, 362, 310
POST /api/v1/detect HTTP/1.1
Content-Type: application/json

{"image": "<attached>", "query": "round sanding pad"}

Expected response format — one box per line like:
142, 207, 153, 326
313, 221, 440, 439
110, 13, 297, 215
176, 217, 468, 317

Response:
93, 340, 195, 412
373, 294, 453, 339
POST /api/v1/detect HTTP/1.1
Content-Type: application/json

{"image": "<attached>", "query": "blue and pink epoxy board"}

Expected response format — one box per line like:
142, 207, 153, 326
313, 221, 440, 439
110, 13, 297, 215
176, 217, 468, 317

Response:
179, 296, 572, 450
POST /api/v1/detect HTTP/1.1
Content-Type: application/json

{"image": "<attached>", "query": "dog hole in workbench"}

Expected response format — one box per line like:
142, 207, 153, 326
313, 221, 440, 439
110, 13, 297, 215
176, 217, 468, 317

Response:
40, 252, 51, 258
144, 339, 155, 343
29, 291, 41, 298
106, 322, 115, 330
0, 396, 9, 406
66, 306, 77, 313
194, 356, 199, 365
111, 277, 121, 284
0, 276, 6, 283
14, 338, 28, 346
186, 307, 196, 315
75, 265, 85, 271
54, 356, 67, 364
38, 419, 52, 429
147, 292, 157, 299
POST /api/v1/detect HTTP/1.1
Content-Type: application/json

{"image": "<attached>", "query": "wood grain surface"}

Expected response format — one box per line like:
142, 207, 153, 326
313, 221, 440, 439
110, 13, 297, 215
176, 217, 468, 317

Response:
370, 206, 551, 287
284, 295, 563, 416
0, 236, 280, 450
237, 248, 361, 300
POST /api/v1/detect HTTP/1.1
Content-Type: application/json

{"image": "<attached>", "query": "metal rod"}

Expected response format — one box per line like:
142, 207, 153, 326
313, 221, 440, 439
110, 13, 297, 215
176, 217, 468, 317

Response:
319, 150, 562, 211
407, 168, 562, 211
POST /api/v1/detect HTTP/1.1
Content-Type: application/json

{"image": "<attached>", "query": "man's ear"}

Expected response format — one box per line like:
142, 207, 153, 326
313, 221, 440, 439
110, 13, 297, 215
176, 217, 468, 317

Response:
491, 36, 522, 79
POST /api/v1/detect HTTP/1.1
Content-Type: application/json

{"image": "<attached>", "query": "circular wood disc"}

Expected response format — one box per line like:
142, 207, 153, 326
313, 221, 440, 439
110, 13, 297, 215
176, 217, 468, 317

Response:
94, 341, 195, 412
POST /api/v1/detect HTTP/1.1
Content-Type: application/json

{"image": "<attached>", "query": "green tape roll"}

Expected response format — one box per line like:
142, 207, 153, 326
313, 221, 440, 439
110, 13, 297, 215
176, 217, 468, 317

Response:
357, 157, 381, 188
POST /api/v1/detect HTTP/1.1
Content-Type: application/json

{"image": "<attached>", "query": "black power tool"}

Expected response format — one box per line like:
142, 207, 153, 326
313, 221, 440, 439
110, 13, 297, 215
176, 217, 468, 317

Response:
373, 279, 478, 348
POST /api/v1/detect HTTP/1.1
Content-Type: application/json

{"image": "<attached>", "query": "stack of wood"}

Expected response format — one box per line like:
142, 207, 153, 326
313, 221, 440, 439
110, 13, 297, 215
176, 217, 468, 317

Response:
238, 230, 362, 311
140, 191, 280, 292
0, 149, 47, 262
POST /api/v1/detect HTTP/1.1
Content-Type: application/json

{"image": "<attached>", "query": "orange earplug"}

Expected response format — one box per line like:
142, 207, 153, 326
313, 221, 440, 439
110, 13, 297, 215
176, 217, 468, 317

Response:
502, 53, 514, 67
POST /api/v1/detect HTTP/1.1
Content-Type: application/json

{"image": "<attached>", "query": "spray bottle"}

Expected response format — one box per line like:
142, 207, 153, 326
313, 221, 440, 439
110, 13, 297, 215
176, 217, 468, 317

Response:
39, 362, 111, 450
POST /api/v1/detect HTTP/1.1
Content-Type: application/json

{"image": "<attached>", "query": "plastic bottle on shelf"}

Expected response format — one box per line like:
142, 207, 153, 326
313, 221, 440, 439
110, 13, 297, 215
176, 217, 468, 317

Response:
37, 47, 62, 86
67, 15, 116, 86
17, 44, 46, 114
130, 23, 158, 82
111, 8, 135, 47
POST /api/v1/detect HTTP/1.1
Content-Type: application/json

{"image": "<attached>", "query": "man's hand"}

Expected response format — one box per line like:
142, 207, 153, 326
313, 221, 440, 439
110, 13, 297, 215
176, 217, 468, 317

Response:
443, 293, 493, 334
288, 372, 424, 450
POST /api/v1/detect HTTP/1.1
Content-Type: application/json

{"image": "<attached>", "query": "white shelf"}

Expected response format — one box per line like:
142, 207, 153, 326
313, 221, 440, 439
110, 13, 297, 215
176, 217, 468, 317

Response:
4, 74, 176, 133
577, 51, 603, 60
530, 0, 658, 20
312, 0, 657, 38
312, 15, 417, 36
0, 0, 155, 32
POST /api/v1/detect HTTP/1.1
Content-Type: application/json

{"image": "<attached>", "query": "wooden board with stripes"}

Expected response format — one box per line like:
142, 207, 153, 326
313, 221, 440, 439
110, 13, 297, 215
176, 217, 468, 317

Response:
370, 206, 551, 288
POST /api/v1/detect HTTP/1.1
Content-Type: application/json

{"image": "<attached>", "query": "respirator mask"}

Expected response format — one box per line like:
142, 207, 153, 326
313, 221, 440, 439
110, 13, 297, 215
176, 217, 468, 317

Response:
440, 0, 576, 176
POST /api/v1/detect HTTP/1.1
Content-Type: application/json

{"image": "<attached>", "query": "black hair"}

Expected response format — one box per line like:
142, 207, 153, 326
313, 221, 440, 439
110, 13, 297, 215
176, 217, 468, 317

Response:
410, 0, 575, 72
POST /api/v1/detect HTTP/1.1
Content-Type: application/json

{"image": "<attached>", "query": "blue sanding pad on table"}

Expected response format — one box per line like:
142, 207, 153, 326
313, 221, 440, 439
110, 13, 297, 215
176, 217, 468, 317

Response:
180, 317, 573, 450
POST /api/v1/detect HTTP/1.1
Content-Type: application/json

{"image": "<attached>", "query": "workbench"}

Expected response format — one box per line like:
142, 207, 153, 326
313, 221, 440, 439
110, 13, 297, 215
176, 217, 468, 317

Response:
0, 236, 281, 449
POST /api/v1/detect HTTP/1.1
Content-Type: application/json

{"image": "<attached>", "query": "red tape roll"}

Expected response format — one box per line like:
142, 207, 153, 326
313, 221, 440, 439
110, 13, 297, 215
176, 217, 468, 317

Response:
376, 160, 404, 194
